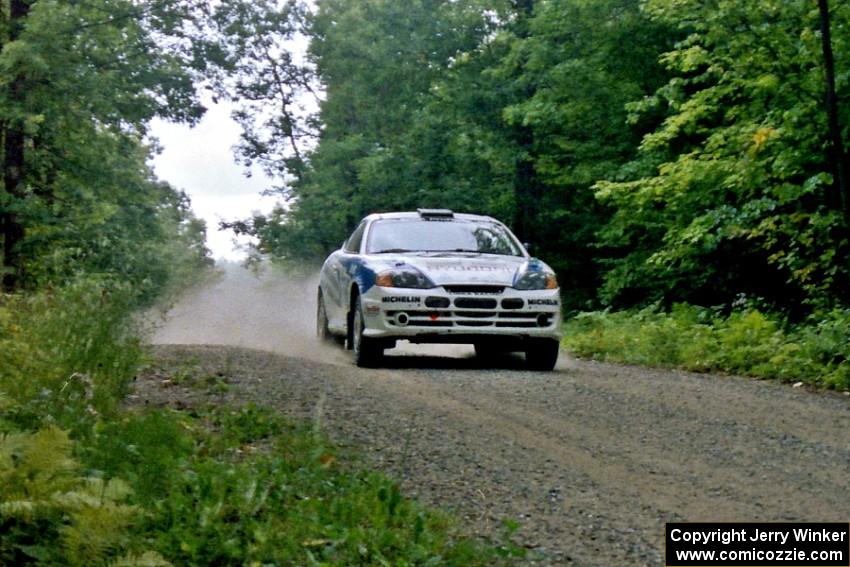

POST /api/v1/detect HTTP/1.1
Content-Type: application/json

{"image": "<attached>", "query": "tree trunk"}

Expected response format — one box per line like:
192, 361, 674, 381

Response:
2, 123, 25, 291
513, 135, 538, 244
1, 0, 32, 291
817, 0, 849, 220
510, 0, 537, 244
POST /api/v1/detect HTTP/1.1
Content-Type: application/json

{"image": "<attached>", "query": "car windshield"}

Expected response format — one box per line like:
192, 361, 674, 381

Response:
365, 219, 524, 256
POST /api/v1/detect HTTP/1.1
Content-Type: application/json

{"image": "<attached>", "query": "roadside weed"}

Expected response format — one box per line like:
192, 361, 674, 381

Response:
126, 404, 512, 566
563, 305, 850, 388
0, 277, 142, 436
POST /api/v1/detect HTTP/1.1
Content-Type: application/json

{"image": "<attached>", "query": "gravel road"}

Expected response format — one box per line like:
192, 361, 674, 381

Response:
140, 267, 850, 566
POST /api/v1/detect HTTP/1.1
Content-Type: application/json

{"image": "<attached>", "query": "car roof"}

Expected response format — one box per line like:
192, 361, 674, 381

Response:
362, 211, 500, 223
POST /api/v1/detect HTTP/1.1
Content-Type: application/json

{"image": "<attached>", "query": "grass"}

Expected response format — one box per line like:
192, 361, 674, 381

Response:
562, 304, 850, 389
87, 403, 518, 566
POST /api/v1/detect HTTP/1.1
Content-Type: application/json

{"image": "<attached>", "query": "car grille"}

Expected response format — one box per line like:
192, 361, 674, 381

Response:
453, 297, 498, 309
424, 296, 451, 308
385, 296, 555, 330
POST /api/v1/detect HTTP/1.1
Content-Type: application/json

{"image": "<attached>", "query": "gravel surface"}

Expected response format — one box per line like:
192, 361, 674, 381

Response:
138, 269, 850, 566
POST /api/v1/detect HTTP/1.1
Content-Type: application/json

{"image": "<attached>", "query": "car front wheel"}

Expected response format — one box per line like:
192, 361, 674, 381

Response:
352, 297, 383, 367
317, 292, 331, 340
525, 338, 559, 371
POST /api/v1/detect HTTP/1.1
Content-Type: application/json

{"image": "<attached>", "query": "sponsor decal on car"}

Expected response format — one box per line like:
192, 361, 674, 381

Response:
425, 263, 514, 272
381, 296, 422, 304
527, 299, 559, 306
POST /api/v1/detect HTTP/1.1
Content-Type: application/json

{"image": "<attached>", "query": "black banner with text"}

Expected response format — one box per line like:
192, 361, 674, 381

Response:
665, 523, 849, 566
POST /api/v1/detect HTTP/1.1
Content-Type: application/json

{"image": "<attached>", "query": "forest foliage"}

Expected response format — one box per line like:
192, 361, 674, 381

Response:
0, 0, 215, 295
226, 0, 850, 321
0, 0, 212, 562
1, 0, 847, 561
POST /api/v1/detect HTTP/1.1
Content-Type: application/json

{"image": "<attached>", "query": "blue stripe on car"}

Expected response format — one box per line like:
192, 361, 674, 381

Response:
340, 256, 377, 294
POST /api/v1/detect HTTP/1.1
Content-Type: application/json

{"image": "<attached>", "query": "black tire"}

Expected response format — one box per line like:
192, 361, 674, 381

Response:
317, 291, 331, 341
474, 341, 502, 360
351, 297, 383, 367
525, 338, 560, 371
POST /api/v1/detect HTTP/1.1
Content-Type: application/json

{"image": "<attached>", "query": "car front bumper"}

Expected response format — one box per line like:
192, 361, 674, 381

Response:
360, 285, 562, 342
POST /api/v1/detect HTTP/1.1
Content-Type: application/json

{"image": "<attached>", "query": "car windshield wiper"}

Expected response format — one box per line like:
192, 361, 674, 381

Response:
373, 248, 414, 254
424, 249, 484, 255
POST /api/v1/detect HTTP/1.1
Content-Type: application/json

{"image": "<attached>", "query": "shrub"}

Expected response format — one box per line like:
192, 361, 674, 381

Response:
0, 426, 138, 566
563, 305, 850, 389
0, 277, 143, 436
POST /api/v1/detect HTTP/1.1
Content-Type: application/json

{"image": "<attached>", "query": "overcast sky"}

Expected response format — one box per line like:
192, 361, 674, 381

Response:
148, 100, 279, 261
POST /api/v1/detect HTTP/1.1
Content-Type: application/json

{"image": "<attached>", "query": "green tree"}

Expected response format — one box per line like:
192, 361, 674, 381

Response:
0, 0, 214, 291
595, 0, 850, 311
224, 0, 505, 263
479, 0, 674, 307
213, 0, 316, 189
224, 0, 674, 312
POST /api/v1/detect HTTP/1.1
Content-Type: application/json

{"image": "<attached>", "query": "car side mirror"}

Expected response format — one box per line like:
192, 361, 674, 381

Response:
523, 242, 533, 255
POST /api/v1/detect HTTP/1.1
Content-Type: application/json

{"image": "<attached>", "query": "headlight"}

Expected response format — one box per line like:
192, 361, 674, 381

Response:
375, 269, 434, 289
514, 270, 558, 290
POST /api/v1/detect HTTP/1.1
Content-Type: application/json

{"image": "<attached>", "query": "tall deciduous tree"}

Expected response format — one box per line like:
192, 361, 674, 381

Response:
213, 0, 317, 192
0, 0, 215, 291
223, 0, 850, 314
225, 0, 504, 263
817, 0, 849, 218
486, 0, 675, 307
595, 0, 850, 311
223, 0, 673, 310
1, 0, 33, 289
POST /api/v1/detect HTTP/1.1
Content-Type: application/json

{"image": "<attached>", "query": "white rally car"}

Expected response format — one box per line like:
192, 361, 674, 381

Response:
316, 209, 562, 370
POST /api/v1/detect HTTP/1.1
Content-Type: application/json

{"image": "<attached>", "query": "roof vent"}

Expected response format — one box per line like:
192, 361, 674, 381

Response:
417, 208, 454, 219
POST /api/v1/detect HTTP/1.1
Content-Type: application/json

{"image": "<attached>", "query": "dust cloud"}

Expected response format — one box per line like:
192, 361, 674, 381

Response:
150, 263, 350, 364
150, 263, 474, 364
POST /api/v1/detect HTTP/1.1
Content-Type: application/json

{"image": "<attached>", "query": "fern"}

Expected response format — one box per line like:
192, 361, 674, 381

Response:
111, 551, 173, 566
0, 427, 78, 521
0, 427, 139, 565
60, 478, 139, 566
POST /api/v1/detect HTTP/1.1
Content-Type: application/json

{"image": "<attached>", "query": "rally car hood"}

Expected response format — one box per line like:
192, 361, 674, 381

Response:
364, 253, 540, 287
